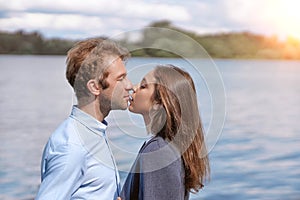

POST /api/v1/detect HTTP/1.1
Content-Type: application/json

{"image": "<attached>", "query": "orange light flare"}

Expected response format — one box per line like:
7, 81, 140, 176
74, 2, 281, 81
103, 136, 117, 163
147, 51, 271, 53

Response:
274, 0, 300, 41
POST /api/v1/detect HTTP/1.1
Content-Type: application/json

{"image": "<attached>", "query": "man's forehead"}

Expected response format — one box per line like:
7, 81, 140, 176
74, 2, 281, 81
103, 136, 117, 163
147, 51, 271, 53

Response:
106, 57, 126, 75
105, 55, 120, 67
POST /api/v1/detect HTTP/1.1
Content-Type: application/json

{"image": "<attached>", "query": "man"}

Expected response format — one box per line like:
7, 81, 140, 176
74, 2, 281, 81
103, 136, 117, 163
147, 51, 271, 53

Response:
36, 38, 133, 199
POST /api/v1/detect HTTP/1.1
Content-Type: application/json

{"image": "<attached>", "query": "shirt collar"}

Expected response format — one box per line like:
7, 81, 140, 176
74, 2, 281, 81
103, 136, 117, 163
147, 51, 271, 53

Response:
70, 105, 107, 136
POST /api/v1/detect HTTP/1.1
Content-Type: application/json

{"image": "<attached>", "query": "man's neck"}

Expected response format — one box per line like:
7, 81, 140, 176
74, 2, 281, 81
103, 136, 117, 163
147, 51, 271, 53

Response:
79, 103, 106, 122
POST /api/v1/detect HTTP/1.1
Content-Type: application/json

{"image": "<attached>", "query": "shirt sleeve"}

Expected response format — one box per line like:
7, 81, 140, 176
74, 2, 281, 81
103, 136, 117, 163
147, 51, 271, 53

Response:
35, 142, 86, 200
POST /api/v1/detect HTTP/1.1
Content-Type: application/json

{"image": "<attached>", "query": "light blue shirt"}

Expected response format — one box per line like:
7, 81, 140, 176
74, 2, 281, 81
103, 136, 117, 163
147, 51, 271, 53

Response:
36, 106, 120, 200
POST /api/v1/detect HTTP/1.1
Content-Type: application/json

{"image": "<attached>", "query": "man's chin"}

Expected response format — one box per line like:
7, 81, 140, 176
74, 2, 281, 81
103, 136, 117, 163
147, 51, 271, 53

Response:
112, 103, 129, 110
113, 107, 127, 111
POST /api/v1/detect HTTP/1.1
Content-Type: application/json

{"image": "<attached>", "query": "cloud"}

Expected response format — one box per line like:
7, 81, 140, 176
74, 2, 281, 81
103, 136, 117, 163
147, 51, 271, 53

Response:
121, 3, 190, 21
0, 0, 299, 40
0, 0, 190, 20
0, 12, 149, 39
0, 12, 101, 37
0, 0, 191, 38
176, 0, 300, 39
172, 1, 236, 35
221, 0, 300, 38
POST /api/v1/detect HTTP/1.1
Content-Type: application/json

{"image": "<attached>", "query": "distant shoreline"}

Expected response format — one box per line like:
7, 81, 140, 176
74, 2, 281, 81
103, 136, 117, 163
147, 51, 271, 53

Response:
1, 54, 300, 62
1, 21, 300, 60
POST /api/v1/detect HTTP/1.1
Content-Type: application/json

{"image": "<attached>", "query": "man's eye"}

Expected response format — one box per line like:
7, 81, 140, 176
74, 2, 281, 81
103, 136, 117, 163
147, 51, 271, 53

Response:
118, 77, 125, 81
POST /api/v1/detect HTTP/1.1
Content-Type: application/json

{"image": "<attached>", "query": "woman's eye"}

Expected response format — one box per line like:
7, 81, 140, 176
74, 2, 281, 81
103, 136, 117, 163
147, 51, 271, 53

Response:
140, 84, 146, 89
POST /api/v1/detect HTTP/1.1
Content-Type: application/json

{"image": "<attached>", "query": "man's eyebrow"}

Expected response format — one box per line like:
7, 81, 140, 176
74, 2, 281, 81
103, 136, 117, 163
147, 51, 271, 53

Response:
117, 72, 127, 78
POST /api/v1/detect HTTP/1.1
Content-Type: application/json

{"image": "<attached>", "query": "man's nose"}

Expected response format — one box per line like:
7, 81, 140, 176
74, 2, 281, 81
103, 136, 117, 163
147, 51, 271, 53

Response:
129, 84, 138, 95
125, 77, 133, 91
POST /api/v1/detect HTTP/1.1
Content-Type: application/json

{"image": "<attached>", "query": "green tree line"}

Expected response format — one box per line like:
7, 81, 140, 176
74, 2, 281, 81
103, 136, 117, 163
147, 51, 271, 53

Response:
0, 30, 75, 55
1, 20, 300, 59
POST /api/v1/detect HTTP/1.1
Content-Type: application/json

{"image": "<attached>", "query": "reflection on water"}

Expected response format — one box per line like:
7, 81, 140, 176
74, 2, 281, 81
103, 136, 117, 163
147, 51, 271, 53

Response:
0, 56, 299, 200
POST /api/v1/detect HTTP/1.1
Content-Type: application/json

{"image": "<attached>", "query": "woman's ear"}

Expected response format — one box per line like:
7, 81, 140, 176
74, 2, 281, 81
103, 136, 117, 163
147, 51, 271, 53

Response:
152, 103, 162, 111
86, 79, 101, 96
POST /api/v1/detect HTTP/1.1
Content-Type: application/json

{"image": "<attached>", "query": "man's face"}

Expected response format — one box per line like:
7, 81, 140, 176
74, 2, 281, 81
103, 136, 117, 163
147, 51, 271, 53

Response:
100, 57, 133, 110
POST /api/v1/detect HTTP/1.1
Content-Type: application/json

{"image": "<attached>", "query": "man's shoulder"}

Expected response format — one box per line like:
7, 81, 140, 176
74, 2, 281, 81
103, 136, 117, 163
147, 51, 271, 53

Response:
48, 117, 82, 148
43, 118, 88, 163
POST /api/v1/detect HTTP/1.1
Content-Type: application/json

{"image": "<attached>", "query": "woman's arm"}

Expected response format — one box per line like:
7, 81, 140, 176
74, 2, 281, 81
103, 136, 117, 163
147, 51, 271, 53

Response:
142, 159, 184, 200
140, 138, 185, 200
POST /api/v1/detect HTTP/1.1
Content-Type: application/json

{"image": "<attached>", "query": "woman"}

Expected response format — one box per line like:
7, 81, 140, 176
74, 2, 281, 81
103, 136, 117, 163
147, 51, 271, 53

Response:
120, 65, 210, 200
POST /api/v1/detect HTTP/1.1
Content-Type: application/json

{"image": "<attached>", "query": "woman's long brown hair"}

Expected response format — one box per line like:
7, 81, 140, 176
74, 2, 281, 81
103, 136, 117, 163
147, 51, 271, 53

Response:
151, 65, 210, 193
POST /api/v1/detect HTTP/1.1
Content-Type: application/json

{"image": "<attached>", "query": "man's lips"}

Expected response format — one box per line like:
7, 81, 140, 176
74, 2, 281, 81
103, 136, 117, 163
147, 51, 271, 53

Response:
124, 95, 133, 101
124, 95, 130, 101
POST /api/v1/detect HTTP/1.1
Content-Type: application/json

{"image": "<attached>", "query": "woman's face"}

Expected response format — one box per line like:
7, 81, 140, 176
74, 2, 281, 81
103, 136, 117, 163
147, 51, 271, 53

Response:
129, 70, 156, 116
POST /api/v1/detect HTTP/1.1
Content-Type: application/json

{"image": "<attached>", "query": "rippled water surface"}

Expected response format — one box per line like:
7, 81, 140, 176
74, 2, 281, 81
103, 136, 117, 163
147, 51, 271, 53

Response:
0, 56, 299, 199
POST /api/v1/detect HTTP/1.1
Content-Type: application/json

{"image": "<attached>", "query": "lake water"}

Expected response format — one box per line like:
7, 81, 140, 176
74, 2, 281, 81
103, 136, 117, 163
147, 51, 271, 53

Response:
0, 55, 299, 200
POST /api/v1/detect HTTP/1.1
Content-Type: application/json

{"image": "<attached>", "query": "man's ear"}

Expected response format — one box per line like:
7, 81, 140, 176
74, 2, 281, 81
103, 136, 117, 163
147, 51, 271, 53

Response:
86, 79, 101, 96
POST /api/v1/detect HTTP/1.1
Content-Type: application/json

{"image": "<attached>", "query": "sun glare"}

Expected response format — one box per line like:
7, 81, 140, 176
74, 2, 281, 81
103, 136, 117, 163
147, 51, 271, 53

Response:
275, 0, 300, 40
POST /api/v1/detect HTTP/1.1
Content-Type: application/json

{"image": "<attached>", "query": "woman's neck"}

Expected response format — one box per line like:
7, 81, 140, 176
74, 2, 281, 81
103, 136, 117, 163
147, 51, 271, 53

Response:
143, 115, 152, 134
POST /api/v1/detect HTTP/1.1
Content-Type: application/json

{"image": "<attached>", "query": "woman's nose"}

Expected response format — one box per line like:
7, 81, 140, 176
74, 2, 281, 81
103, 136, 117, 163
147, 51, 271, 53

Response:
133, 84, 139, 92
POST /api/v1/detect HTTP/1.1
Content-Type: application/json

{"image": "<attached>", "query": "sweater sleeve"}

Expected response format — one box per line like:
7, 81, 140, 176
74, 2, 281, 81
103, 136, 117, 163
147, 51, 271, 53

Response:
140, 139, 185, 200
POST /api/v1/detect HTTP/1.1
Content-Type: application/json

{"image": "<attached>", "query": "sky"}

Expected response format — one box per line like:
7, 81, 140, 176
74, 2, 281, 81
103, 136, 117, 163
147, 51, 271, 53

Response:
0, 0, 300, 40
